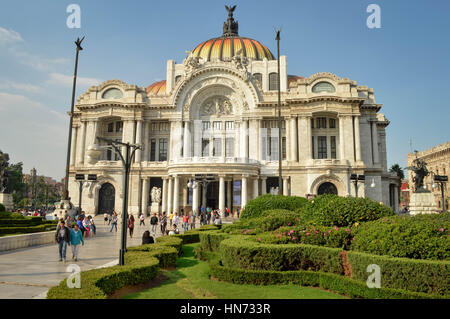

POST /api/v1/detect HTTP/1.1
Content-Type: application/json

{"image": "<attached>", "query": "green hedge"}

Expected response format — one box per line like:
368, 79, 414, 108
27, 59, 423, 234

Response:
0, 204, 5, 212
208, 257, 441, 299
155, 236, 183, 255
216, 235, 450, 295
0, 217, 55, 227
0, 224, 55, 235
126, 244, 177, 268
47, 251, 159, 299
347, 250, 450, 295
240, 194, 308, 220
200, 224, 222, 230
199, 231, 231, 252
0, 212, 25, 219
220, 236, 344, 273
174, 230, 201, 244
300, 194, 394, 227
351, 213, 450, 260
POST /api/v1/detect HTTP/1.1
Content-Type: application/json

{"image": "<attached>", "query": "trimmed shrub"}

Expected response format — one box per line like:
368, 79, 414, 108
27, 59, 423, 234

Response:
200, 224, 221, 230
240, 194, 308, 219
199, 231, 231, 252
174, 230, 201, 244
47, 252, 159, 299
126, 244, 177, 268
221, 209, 302, 234
0, 204, 5, 212
155, 236, 183, 254
347, 250, 450, 295
0, 224, 55, 235
260, 224, 353, 249
300, 194, 394, 227
208, 258, 440, 299
220, 236, 344, 273
0, 211, 25, 219
350, 213, 450, 260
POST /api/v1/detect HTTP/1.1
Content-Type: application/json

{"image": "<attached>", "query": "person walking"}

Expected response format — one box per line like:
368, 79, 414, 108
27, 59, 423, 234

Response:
169, 211, 173, 228
110, 213, 118, 232
55, 220, 70, 262
128, 214, 135, 238
70, 223, 84, 261
182, 213, 189, 232
103, 213, 108, 225
76, 217, 85, 237
190, 211, 195, 230
160, 212, 167, 235
150, 213, 158, 235
139, 213, 145, 226
89, 216, 96, 236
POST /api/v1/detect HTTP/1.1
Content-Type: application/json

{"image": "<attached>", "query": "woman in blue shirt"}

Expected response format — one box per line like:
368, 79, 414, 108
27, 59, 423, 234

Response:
70, 224, 84, 261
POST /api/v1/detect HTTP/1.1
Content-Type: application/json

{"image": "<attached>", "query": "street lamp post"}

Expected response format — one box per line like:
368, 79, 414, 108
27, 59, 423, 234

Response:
433, 175, 448, 212
276, 29, 283, 195
89, 137, 140, 266
350, 174, 365, 197
63, 37, 85, 201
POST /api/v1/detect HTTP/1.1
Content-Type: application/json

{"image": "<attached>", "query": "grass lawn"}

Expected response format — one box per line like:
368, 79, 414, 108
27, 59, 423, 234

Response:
124, 244, 346, 299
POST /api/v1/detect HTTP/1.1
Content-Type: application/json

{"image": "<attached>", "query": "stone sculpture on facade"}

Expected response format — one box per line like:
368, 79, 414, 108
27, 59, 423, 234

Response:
150, 186, 161, 215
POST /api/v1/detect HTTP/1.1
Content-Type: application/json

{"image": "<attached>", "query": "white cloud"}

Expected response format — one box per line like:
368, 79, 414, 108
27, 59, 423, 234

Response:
0, 80, 43, 94
0, 27, 23, 45
0, 92, 67, 179
47, 72, 102, 88
8, 47, 69, 72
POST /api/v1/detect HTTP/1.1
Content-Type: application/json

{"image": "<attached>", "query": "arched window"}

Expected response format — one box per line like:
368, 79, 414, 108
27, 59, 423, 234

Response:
312, 82, 335, 93
269, 73, 278, 91
253, 73, 262, 86
102, 88, 123, 99
317, 182, 338, 195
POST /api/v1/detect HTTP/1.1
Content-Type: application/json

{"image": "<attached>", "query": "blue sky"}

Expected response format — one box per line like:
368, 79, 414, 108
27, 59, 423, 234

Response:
0, 0, 449, 180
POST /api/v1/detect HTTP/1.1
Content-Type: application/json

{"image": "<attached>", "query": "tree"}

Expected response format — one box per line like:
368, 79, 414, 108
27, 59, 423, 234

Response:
390, 164, 405, 180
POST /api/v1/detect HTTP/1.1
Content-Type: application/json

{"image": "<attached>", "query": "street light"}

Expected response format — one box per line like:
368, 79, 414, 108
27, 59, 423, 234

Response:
63, 37, 85, 201
433, 174, 448, 212
275, 28, 283, 195
88, 137, 140, 266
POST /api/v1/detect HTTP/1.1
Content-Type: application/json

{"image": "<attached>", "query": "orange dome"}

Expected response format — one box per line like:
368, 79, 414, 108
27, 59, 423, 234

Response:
192, 37, 275, 62
146, 80, 166, 96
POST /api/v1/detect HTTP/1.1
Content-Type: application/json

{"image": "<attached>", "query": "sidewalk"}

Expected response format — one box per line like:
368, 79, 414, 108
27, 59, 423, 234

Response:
0, 215, 169, 299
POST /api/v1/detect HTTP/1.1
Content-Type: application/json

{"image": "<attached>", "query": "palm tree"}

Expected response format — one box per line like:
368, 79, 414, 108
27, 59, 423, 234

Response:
390, 164, 405, 180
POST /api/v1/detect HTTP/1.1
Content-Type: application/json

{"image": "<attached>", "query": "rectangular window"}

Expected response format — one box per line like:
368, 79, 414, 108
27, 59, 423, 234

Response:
270, 137, 278, 160
213, 138, 222, 156
282, 136, 286, 160
225, 137, 234, 157
317, 117, 327, 129
202, 138, 209, 157
329, 118, 336, 129
269, 73, 278, 91
202, 121, 210, 131
312, 136, 315, 159
330, 136, 337, 159
311, 118, 314, 129
187, 187, 193, 205
225, 121, 234, 130
107, 123, 114, 132
159, 138, 168, 161
213, 121, 222, 130
318, 136, 327, 159
233, 180, 242, 205
115, 121, 123, 132
150, 139, 156, 161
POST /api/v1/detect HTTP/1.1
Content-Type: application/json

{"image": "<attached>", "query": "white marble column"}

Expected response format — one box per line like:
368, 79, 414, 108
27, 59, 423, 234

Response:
253, 177, 259, 199
77, 121, 86, 165
261, 177, 267, 195
192, 182, 199, 214
201, 183, 206, 209
70, 126, 78, 166
283, 177, 289, 196
371, 120, 380, 164
241, 175, 248, 208
141, 177, 149, 216
240, 120, 249, 159
286, 117, 291, 161
173, 175, 180, 213
290, 117, 298, 161
354, 116, 362, 162
183, 121, 191, 158
234, 121, 240, 159
298, 116, 311, 160
162, 177, 168, 214
135, 120, 142, 163
167, 177, 173, 213
219, 176, 225, 216
144, 121, 150, 162
339, 116, 345, 160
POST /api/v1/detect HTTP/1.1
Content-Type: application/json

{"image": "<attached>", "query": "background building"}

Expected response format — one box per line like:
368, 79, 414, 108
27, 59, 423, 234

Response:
68, 8, 399, 216
407, 141, 450, 211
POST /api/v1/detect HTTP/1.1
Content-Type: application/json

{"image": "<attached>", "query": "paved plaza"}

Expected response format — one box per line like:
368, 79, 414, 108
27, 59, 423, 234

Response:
0, 215, 188, 299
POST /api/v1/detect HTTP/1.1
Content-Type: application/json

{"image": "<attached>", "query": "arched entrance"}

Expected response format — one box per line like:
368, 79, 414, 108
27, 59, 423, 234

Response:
98, 183, 115, 214
317, 182, 338, 195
